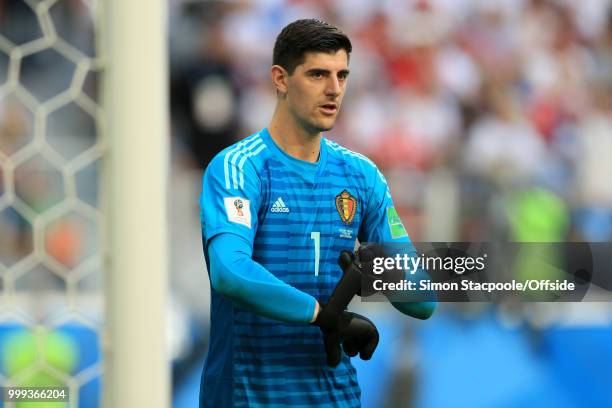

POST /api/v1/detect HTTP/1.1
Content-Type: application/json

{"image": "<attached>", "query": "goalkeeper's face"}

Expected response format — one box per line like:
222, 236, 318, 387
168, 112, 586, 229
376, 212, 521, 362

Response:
283, 50, 349, 134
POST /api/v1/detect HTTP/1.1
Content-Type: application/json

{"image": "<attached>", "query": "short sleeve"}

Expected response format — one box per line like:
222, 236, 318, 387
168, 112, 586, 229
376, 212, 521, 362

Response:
200, 151, 262, 246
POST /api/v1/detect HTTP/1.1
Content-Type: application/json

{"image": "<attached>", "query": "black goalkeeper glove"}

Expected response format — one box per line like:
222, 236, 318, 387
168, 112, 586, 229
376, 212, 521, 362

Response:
311, 251, 379, 367
313, 309, 379, 367
339, 244, 405, 297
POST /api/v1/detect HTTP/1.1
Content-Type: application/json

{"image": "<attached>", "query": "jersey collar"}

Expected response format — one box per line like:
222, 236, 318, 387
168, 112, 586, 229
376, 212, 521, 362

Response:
261, 127, 328, 184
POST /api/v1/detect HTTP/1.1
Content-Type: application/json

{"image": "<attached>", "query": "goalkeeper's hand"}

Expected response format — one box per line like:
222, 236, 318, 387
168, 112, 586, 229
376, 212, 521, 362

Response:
310, 250, 380, 367
338, 245, 405, 297
313, 308, 379, 367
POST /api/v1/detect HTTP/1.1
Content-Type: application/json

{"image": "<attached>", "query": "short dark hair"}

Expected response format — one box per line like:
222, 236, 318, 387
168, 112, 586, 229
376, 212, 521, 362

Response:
273, 19, 352, 75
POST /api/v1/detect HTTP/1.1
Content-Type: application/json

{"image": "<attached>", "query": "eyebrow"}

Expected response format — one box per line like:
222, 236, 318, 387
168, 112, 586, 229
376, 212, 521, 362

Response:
305, 68, 350, 76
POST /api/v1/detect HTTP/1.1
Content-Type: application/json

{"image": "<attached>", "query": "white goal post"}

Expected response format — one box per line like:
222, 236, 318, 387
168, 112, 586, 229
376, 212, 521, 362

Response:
102, 0, 169, 407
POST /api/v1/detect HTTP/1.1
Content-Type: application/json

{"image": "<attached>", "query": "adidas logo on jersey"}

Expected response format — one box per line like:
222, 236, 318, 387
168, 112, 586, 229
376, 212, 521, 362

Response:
271, 197, 290, 213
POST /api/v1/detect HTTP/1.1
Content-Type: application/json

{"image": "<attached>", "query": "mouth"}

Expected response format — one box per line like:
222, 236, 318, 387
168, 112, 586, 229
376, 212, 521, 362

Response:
319, 103, 338, 115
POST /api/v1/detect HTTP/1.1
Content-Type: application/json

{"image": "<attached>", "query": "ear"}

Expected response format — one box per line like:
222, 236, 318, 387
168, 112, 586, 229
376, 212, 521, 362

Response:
270, 65, 289, 94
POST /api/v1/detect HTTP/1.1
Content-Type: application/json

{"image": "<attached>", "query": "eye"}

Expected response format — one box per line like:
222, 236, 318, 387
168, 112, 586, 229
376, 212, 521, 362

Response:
311, 71, 324, 79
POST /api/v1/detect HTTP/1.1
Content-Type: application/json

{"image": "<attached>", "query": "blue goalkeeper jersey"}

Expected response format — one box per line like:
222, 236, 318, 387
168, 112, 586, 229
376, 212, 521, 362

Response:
199, 128, 411, 407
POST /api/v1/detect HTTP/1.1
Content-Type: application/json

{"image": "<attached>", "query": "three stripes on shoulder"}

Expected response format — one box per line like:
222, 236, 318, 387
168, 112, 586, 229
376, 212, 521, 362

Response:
223, 134, 389, 199
224, 134, 267, 190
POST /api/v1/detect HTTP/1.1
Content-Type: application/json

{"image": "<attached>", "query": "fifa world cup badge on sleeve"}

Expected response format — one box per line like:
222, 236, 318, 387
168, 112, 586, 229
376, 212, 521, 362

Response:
224, 197, 252, 228
387, 207, 408, 238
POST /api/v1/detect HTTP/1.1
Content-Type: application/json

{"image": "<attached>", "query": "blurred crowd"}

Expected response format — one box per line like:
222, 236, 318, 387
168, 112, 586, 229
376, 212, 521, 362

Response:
170, 0, 612, 245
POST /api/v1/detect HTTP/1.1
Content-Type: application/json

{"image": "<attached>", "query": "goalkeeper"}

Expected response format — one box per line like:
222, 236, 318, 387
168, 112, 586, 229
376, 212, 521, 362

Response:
199, 19, 436, 407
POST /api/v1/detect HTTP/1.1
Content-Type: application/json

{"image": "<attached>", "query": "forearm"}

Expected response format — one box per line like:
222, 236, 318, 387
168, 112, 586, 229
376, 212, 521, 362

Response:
391, 300, 436, 320
390, 258, 437, 320
208, 233, 317, 323
358, 242, 437, 319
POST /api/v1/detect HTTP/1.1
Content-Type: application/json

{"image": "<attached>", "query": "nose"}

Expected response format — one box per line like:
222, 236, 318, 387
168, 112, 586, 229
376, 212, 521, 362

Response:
325, 75, 341, 97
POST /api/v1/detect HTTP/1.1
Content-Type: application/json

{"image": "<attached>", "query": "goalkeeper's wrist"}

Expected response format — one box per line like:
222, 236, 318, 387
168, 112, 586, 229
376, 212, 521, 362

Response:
310, 301, 320, 323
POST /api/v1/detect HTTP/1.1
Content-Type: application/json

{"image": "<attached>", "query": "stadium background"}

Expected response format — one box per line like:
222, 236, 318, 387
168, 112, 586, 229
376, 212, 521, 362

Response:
1, 0, 612, 407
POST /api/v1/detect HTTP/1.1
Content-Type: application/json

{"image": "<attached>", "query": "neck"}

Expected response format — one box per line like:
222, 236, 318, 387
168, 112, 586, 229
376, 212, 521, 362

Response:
268, 106, 322, 163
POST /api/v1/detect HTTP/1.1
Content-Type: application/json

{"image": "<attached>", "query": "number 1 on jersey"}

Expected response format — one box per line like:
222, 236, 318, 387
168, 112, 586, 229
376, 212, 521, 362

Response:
310, 231, 320, 276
